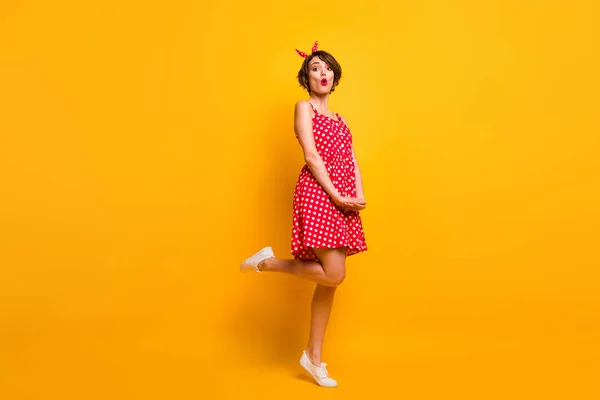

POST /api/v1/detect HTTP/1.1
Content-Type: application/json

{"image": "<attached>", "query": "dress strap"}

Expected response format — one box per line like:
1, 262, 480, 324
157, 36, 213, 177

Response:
307, 101, 319, 114
335, 112, 342, 121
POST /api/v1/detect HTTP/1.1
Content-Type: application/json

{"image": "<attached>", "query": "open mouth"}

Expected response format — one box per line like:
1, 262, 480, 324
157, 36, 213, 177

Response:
320, 78, 328, 86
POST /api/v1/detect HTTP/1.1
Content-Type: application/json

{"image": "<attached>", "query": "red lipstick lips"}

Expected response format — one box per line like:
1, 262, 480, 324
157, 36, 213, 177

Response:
320, 78, 328, 86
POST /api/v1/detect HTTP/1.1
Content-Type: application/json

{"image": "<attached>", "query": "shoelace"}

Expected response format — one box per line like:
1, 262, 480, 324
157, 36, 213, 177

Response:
315, 362, 329, 379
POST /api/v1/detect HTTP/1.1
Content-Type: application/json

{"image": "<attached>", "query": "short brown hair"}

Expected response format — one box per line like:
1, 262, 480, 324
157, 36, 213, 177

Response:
297, 51, 342, 94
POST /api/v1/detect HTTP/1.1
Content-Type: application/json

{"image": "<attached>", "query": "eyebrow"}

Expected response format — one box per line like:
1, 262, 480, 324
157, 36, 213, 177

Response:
310, 62, 328, 67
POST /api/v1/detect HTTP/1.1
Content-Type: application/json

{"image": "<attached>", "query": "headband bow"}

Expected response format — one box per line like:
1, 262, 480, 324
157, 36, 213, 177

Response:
295, 41, 319, 58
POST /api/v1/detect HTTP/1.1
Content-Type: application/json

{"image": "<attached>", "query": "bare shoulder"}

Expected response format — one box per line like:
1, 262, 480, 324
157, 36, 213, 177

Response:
294, 100, 313, 120
295, 99, 311, 112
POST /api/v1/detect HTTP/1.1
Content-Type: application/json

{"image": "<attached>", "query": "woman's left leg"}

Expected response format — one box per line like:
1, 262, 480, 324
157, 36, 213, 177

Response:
305, 247, 347, 365
306, 284, 338, 365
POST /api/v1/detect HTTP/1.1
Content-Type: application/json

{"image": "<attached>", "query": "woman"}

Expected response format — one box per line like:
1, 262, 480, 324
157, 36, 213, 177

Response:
240, 41, 367, 388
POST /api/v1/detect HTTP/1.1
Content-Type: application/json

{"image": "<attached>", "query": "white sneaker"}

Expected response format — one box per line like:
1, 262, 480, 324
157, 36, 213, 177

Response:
299, 350, 338, 388
240, 246, 274, 273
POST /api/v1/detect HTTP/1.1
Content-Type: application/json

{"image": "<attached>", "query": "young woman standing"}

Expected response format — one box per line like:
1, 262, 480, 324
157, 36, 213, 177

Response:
241, 41, 367, 388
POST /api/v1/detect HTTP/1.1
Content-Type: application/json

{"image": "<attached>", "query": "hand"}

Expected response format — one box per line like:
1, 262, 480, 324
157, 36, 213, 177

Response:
333, 195, 366, 212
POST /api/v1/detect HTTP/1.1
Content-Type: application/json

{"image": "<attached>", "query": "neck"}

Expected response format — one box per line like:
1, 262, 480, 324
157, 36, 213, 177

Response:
308, 93, 330, 113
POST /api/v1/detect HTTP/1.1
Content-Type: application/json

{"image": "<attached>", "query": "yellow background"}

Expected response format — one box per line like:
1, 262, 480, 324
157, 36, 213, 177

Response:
1, 1, 599, 398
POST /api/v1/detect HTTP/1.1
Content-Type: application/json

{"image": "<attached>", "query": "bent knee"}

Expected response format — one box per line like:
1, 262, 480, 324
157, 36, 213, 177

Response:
327, 271, 346, 286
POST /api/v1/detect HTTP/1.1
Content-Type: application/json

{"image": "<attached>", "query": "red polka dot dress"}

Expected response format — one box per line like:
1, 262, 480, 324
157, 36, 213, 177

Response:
291, 101, 368, 261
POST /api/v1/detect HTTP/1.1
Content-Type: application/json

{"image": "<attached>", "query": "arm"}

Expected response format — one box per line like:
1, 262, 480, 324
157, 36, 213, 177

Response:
294, 100, 341, 203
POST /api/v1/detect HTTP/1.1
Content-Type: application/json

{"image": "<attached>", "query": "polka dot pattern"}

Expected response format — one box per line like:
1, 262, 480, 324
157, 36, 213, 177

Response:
295, 40, 319, 58
291, 102, 368, 261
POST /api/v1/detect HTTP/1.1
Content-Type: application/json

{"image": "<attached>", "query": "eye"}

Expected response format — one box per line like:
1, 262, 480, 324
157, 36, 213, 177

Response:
327, 67, 332, 70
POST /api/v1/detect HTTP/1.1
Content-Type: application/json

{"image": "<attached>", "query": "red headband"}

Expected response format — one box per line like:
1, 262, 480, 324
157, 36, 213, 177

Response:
295, 41, 319, 58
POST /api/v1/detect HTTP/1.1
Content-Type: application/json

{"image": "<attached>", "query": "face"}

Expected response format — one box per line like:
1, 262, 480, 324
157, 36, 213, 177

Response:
308, 57, 334, 94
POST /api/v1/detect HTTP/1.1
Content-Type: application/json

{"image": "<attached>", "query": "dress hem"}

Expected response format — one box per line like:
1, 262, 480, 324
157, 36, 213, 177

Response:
291, 247, 367, 261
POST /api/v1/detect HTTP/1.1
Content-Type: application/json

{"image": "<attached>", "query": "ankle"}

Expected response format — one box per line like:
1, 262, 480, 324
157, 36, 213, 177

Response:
305, 348, 321, 365
258, 256, 274, 271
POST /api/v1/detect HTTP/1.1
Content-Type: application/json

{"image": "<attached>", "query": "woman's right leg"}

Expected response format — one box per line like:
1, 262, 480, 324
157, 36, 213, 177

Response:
259, 248, 346, 287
